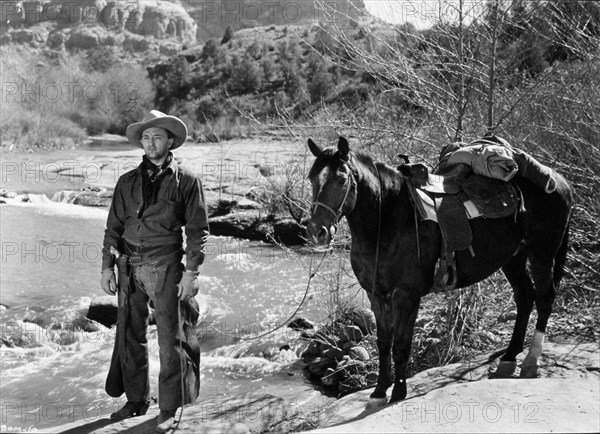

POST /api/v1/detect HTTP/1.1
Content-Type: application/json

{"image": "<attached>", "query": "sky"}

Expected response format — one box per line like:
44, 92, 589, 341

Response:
363, 0, 485, 28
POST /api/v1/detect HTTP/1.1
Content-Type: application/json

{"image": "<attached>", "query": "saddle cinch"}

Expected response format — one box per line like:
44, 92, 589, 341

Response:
399, 137, 557, 292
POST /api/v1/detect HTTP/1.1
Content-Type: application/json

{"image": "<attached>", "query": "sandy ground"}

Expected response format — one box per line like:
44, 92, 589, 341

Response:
307, 342, 600, 434
51, 342, 599, 434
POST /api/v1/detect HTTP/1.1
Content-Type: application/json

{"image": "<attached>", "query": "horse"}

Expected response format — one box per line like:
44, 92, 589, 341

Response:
306, 136, 572, 404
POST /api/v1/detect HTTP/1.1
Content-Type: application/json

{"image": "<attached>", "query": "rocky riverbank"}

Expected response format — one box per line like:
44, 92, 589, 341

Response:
0, 136, 309, 245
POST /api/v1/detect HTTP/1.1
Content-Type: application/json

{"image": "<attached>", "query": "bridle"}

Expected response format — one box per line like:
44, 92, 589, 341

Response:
311, 160, 356, 225
309, 153, 384, 302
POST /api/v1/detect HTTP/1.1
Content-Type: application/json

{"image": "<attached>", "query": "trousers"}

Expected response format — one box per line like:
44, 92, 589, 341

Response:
107, 253, 200, 411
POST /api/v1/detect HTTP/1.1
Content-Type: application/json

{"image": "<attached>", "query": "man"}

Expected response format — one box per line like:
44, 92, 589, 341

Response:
100, 110, 209, 432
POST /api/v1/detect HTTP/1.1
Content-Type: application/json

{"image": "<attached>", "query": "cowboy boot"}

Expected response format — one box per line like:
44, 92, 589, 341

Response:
155, 409, 178, 433
110, 401, 150, 420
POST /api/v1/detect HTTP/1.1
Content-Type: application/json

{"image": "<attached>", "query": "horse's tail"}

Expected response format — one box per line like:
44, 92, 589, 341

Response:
553, 222, 570, 289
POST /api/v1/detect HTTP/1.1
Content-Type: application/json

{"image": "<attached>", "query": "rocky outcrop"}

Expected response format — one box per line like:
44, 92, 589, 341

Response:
86, 295, 118, 328
302, 309, 378, 395
86, 295, 156, 327
209, 210, 305, 246
65, 24, 108, 49
1, 0, 197, 53
126, 1, 196, 44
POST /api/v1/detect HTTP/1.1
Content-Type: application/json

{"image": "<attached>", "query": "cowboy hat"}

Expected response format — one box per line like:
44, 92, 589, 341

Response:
126, 110, 188, 149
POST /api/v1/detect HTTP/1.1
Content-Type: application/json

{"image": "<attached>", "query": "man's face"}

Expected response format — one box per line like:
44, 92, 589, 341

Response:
141, 127, 173, 164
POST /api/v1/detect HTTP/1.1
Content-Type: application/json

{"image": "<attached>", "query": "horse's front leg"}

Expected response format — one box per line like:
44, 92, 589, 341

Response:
369, 297, 393, 400
390, 289, 421, 404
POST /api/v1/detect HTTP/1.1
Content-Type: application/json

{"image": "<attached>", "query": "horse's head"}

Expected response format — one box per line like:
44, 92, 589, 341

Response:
306, 136, 358, 246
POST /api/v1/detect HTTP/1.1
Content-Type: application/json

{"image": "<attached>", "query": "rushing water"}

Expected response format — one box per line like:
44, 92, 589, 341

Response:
0, 139, 348, 432
0, 199, 337, 431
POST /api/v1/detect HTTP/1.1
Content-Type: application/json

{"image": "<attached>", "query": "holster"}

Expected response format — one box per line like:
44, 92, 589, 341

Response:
116, 254, 132, 294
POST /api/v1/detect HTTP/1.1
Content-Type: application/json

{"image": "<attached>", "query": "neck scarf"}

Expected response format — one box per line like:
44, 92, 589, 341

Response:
138, 153, 173, 218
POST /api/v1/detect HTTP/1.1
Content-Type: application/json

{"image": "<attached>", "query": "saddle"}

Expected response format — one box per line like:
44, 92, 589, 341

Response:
399, 140, 525, 292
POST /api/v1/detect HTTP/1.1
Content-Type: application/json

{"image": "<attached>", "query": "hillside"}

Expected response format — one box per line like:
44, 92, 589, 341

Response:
181, 0, 366, 41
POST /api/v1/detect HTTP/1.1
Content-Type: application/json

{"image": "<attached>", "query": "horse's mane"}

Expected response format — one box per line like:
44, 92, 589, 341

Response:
353, 152, 404, 194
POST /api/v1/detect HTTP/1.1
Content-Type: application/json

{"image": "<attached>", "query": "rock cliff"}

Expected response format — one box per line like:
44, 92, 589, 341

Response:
0, 1, 197, 54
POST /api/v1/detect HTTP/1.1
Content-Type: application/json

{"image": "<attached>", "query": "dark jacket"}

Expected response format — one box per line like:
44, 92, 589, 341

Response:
102, 157, 209, 272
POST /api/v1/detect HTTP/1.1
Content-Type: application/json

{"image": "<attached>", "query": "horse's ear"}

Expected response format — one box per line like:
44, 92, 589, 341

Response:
338, 136, 350, 160
308, 139, 322, 157
398, 154, 410, 164
398, 164, 413, 177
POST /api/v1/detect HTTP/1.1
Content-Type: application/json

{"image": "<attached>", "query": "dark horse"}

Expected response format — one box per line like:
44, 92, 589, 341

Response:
306, 136, 572, 404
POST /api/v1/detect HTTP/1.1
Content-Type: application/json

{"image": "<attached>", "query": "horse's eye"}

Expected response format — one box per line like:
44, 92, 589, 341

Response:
338, 177, 348, 186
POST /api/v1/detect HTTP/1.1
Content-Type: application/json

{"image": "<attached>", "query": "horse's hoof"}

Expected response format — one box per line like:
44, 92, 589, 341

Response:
520, 363, 539, 378
369, 390, 387, 399
495, 360, 517, 378
389, 385, 407, 404
388, 393, 406, 405
366, 397, 388, 411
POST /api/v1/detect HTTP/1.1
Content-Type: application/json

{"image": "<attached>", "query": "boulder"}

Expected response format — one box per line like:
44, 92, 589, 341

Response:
86, 296, 156, 327
308, 357, 336, 377
287, 317, 314, 331
270, 218, 305, 246
125, 0, 197, 45
0, 189, 17, 199
208, 210, 304, 245
86, 295, 118, 327
346, 307, 376, 335
159, 41, 179, 56
207, 195, 261, 217
66, 26, 110, 49
348, 346, 370, 362
123, 32, 152, 52
70, 314, 101, 333
72, 190, 113, 207
321, 345, 345, 362
0, 320, 44, 349
46, 29, 65, 49
100, 1, 130, 29
301, 339, 321, 362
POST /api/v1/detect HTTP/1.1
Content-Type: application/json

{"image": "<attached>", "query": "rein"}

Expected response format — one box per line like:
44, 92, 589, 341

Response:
371, 160, 383, 300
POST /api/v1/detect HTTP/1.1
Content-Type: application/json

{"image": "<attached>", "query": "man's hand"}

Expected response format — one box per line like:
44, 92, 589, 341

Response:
178, 271, 199, 301
101, 268, 117, 295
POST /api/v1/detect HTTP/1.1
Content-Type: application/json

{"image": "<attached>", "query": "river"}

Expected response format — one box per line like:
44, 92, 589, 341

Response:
0, 138, 356, 432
